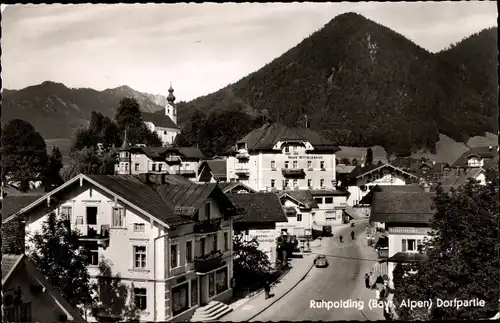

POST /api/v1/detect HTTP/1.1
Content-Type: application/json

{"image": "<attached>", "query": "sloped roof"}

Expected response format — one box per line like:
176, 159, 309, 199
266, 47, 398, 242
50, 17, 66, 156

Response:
350, 161, 418, 179
228, 193, 287, 223
130, 146, 169, 159
371, 192, 435, 224
278, 190, 318, 208
205, 160, 227, 178
2, 254, 23, 284
163, 147, 204, 159
218, 182, 257, 193
1, 193, 46, 221
336, 164, 356, 174
359, 185, 424, 205
6, 174, 236, 228
438, 168, 485, 187
142, 112, 179, 129
451, 146, 498, 167
237, 123, 340, 152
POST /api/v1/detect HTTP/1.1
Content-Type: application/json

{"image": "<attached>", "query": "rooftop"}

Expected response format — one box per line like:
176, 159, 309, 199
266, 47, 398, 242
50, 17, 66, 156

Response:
370, 191, 435, 224
228, 193, 287, 223
141, 112, 179, 130
1, 193, 46, 221
451, 146, 498, 167
278, 190, 318, 209
237, 123, 340, 152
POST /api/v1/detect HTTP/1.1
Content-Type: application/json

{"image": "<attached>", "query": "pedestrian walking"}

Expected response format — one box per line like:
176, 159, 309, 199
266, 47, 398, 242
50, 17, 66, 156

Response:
364, 273, 370, 288
264, 280, 271, 299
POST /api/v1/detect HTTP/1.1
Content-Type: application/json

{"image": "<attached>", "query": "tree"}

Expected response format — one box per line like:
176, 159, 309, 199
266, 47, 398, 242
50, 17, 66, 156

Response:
366, 147, 373, 165
28, 212, 94, 312
115, 98, 143, 131
232, 234, 273, 289
351, 158, 359, 166
393, 169, 500, 320
92, 259, 139, 321
63, 148, 116, 181
340, 157, 351, 165
1, 119, 49, 191
43, 146, 64, 191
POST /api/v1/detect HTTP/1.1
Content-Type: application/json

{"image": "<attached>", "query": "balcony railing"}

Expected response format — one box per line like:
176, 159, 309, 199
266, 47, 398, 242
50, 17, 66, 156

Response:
236, 153, 249, 160
194, 250, 225, 274
282, 168, 306, 177
177, 169, 196, 177
79, 225, 110, 247
235, 168, 250, 176
378, 248, 388, 259
165, 156, 181, 164
194, 219, 222, 234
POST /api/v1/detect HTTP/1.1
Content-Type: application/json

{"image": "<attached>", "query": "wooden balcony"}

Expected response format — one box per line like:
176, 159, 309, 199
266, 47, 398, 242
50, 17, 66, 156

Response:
194, 250, 225, 274
235, 168, 250, 176
193, 219, 222, 234
79, 224, 110, 248
282, 168, 306, 178
165, 156, 181, 164
236, 153, 249, 160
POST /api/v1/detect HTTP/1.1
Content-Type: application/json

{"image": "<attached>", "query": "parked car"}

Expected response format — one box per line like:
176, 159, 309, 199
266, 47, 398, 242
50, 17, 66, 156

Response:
313, 255, 329, 268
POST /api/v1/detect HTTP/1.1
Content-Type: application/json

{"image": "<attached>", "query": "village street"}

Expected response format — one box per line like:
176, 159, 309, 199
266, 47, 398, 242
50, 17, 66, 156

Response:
250, 219, 382, 321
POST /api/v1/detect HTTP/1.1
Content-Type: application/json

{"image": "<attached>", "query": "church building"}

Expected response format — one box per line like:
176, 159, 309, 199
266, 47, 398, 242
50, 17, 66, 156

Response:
141, 84, 180, 146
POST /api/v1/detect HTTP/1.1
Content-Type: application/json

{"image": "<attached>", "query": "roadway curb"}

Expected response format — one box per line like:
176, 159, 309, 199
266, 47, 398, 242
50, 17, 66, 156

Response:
244, 261, 316, 322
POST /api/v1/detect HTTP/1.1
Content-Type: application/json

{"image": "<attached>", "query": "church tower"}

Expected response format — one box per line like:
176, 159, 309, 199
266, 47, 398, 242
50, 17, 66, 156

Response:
117, 130, 131, 175
165, 83, 177, 125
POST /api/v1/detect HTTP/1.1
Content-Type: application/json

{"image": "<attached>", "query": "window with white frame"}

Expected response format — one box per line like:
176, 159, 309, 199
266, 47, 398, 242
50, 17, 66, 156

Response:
320, 179, 325, 187
292, 161, 298, 169
61, 206, 72, 220
112, 207, 125, 227
297, 213, 302, 221
133, 246, 147, 269
152, 164, 156, 172
271, 179, 275, 188
75, 216, 84, 225
86, 206, 98, 225
133, 223, 145, 232
307, 160, 312, 169
284, 179, 289, 187
158, 164, 163, 172
134, 288, 147, 310
170, 243, 179, 268
271, 161, 276, 169
135, 163, 140, 171
308, 179, 312, 187
314, 197, 323, 204
402, 239, 422, 252
293, 179, 298, 187
284, 161, 289, 169
320, 161, 325, 169
293, 146, 298, 152
324, 197, 333, 204
284, 146, 290, 153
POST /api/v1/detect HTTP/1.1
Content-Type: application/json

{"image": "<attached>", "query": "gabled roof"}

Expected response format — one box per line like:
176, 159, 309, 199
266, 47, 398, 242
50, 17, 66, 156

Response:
228, 193, 287, 223
1, 193, 46, 221
437, 167, 485, 187
2, 254, 86, 323
5, 174, 237, 228
451, 146, 498, 167
162, 147, 205, 159
203, 160, 227, 178
278, 190, 318, 209
218, 182, 257, 194
370, 192, 435, 224
336, 164, 356, 174
350, 162, 418, 180
237, 123, 340, 152
142, 112, 179, 130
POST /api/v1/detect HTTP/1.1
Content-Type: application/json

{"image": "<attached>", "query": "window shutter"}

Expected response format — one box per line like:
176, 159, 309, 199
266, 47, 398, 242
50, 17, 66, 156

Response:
402, 239, 407, 252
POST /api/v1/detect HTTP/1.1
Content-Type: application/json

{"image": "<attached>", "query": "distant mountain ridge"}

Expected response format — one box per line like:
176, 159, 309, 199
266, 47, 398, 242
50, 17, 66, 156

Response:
177, 12, 498, 156
2, 81, 167, 139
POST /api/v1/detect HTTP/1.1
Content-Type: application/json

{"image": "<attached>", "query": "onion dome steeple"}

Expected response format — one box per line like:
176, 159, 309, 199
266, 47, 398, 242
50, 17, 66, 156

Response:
167, 82, 176, 104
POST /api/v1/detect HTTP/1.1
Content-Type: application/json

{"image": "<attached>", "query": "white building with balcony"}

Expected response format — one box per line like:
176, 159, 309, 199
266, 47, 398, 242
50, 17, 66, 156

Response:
6, 173, 238, 322
225, 123, 340, 192
369, 191, 434, 283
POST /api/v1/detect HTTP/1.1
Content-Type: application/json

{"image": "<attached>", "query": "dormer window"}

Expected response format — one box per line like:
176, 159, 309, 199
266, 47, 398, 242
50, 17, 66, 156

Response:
284, 146, 290, 153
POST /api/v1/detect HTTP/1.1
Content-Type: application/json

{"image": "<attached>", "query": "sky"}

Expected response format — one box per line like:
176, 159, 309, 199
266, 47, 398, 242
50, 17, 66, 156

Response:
2, 2, 497, 101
